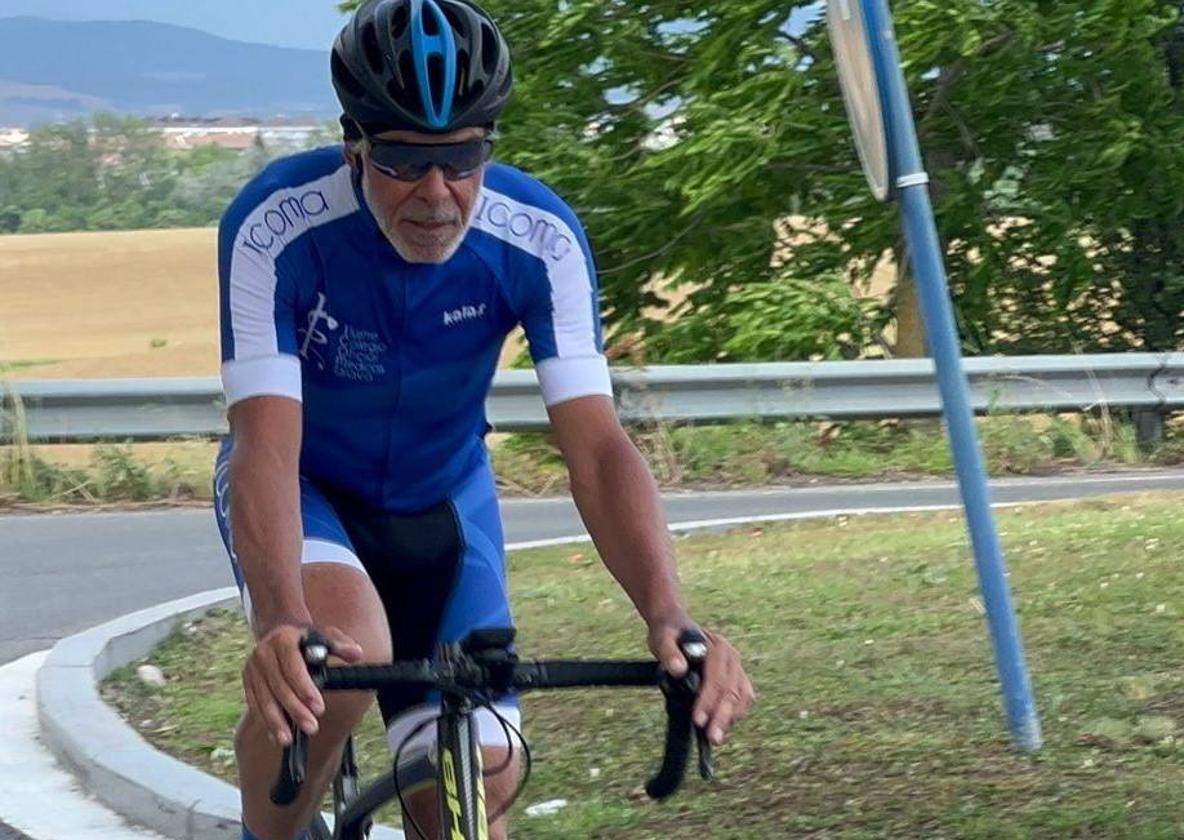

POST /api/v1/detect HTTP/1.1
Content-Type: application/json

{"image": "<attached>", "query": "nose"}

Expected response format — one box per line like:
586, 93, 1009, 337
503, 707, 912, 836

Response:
414, 166, 450, 201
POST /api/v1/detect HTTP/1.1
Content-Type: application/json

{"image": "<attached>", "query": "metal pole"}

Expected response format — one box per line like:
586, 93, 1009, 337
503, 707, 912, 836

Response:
861, 0, 1042, 751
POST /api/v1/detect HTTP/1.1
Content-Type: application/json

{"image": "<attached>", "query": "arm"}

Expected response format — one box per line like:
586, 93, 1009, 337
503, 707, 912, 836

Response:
548, 395, 755, 745
546, 395, 689, 629
217, 190, 360, 747
227, 396, 309, 633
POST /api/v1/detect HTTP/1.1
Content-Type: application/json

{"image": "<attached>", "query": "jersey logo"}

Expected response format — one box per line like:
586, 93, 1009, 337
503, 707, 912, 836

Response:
298, 292, 340, 370
472, 195, 575, 262
238, 189, 330, 257
443, 303, 487, 327
298, 292, 389, 382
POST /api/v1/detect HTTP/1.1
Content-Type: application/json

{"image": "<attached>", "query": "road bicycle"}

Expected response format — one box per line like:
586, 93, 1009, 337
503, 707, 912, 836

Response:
271, 627, 716, 839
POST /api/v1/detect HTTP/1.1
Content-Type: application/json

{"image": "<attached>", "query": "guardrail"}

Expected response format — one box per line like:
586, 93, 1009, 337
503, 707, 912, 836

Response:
2, 353, 1180, 444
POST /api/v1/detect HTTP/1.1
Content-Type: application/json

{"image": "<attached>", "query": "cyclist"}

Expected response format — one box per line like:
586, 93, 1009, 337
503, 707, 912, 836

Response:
214, 1, 754, 837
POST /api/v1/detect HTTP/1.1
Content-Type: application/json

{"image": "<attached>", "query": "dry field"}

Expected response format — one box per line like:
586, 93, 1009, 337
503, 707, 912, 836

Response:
1, 227, 221, 379
0, 227, 524, 473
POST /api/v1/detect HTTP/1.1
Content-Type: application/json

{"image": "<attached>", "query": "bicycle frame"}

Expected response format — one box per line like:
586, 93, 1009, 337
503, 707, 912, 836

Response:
436, 692, 488, 840
325, 693, 489, 840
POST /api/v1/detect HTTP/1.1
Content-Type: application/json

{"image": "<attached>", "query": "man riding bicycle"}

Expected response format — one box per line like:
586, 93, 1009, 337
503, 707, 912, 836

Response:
215, 1, 754, 837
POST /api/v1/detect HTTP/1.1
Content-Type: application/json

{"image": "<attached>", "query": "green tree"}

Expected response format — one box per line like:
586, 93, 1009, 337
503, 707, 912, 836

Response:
340, 0, 1184, 358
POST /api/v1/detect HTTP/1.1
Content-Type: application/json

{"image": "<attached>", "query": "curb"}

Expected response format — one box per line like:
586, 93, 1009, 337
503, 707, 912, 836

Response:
36, 589, 245, 840
35, 589, 406, 840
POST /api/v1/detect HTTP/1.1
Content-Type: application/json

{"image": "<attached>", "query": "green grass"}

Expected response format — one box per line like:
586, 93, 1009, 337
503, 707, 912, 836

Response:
3, 412, 1180, 507
493, 412, 1180, 496
103, 493, 1184, 838
0, 359, 59, 375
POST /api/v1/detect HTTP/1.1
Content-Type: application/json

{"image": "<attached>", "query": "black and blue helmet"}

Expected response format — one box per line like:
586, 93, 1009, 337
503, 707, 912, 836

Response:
332, 0, 513, 135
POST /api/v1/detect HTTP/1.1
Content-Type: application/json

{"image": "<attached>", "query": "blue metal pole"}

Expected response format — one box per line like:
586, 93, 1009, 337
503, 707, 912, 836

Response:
860, 0, 1042, 751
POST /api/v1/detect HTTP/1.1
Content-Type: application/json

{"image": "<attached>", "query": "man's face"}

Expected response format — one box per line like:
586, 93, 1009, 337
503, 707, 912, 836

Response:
355, 126, 486, 264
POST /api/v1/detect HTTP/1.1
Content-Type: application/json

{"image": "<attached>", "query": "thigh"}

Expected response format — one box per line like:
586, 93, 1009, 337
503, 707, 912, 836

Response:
213, 439, 389, 655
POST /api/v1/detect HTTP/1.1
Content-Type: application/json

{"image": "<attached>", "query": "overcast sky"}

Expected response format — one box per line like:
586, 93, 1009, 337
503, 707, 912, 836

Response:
2, 1, 823, 50
1, 0, 350, 49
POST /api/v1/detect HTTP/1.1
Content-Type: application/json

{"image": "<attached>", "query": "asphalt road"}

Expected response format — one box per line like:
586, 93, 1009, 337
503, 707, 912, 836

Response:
3, 470, 1183, 664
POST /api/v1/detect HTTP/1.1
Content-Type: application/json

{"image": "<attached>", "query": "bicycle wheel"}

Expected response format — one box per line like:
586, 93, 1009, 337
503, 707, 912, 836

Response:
307, 813, 333, 840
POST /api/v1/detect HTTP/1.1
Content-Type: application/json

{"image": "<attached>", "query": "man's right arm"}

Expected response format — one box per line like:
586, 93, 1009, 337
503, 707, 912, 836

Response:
228, 396, 308, 633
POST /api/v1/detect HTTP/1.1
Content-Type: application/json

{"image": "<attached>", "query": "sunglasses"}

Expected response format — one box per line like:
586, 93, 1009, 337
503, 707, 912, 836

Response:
365, 136, 494, 182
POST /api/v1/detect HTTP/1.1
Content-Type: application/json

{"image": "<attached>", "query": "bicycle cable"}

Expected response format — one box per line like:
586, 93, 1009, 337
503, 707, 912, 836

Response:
479, 698, 532, 823
388, 692, 532, 836
392, 715, 440, 840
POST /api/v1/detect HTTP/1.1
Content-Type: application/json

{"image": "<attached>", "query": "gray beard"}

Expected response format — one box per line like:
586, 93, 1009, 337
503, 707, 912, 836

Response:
361, 175, 475, 265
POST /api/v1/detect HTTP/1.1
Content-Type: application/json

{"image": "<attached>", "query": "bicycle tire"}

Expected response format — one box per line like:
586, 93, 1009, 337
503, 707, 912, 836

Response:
334, 771, 400, 839
307, 813, 333, 840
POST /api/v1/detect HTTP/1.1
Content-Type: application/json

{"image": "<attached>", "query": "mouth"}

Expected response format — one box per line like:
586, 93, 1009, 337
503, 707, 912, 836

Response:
402, 219, 457, 232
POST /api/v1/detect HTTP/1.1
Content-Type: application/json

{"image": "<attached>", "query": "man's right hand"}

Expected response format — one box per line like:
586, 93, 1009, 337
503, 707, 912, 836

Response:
242, 623, 365, 746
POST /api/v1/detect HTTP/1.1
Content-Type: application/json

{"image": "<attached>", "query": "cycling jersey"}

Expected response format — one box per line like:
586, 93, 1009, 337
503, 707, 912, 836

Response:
217, 146, 611, 511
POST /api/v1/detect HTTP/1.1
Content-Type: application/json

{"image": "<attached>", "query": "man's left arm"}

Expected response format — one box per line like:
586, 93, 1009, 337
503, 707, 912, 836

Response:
547, 395, 755, 745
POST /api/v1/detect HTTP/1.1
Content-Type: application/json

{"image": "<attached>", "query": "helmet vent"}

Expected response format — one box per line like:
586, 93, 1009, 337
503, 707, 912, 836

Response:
389, 52, 421, 111
361, 22, 385, 73
427, 53, 446, 104
480, 24, 498, 74
441, 6, 465, 31
422, 4, 441, 36
331, 52, 366, 97
389, 4, 409, 39
456, 50, 469, 92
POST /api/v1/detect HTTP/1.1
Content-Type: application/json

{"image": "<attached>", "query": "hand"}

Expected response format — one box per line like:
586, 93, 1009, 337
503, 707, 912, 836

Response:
649, 620, 755, 747
241, 623, 364, 746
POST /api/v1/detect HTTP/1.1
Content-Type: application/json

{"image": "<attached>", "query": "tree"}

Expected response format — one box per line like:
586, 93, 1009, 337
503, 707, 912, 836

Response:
340, 0, 1184, 358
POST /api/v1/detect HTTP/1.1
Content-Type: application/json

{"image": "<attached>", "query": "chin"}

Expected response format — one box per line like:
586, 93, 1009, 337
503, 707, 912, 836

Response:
385, 232, 464, 264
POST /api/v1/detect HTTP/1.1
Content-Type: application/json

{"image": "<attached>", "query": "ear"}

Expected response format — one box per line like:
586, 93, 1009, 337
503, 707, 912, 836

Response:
343, 143, 363, 173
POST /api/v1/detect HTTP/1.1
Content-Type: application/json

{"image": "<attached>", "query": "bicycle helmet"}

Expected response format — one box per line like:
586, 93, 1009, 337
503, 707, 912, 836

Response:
332, 0, 513, 135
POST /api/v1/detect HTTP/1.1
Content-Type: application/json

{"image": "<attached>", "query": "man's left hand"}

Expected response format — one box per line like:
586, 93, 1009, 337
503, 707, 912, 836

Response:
648, 621, 755, 746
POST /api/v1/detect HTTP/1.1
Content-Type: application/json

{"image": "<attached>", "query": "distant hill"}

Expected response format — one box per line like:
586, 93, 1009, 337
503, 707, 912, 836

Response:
0, 17, 339, 126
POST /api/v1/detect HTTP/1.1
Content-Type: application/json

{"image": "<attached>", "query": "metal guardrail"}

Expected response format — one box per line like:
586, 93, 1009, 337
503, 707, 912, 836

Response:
2, 353, 1180, 444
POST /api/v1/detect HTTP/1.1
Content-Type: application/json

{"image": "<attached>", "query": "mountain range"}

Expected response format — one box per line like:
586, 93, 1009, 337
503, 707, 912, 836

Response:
0, 17, 340, 127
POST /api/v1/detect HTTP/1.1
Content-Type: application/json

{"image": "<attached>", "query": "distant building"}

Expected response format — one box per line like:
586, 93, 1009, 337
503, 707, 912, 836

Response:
156, 122, 331, 152
0, 128, 29, 149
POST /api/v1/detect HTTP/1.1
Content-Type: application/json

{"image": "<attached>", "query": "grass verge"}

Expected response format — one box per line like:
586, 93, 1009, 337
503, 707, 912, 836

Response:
104, 493, 1184, 838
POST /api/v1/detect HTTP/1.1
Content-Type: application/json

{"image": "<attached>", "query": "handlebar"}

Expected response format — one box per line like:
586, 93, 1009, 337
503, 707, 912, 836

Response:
270, 627, 713, 806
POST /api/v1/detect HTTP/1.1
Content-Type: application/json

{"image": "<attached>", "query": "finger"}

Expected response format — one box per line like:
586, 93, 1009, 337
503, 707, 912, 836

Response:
692, 645, 735, 727
265, 652, 320, 735
322, 626, 365, 663
706, 687, 746, 745
247, 668, 294, 746
653, 631, 688, 678
275, 640, 325, 716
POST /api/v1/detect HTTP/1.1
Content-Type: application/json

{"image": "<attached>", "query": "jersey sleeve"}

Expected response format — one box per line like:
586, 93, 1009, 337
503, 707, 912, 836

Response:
507, 199, 612, 407
217, 185, 304, 407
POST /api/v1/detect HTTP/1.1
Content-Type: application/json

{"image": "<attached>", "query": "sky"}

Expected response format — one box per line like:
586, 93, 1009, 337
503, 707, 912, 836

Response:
0, 0, 351, 49
3, 1, 824, 50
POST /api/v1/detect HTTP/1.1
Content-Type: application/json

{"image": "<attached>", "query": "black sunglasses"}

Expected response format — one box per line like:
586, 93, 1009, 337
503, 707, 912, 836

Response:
365, 135, 494, 182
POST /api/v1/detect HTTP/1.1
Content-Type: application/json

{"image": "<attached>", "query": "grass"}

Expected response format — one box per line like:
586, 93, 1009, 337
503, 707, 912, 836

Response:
490, 412, 1181, 496
1, 412, 1180, 508
103, 493, 1184, 838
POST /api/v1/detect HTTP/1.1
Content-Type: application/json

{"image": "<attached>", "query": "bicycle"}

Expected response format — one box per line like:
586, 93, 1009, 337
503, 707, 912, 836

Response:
270, 627, 717, 840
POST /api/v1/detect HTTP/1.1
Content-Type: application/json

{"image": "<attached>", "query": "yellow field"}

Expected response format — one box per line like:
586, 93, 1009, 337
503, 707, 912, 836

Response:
0, 227, 535, 380
1, 227, 221, 379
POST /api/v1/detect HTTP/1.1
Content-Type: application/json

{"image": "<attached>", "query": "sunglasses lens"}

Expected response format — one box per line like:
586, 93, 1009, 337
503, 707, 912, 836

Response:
371, 160, 431, 181
368, 138, 492, 182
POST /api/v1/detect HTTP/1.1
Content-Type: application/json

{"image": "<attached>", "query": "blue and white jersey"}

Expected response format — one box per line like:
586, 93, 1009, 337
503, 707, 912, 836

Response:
218, 146, 610, 512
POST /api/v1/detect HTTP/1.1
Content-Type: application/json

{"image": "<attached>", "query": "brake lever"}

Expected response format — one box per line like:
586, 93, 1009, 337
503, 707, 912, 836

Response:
645, 628, 713, 800
680, 632, 714, 782
269, 631, 331, 806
